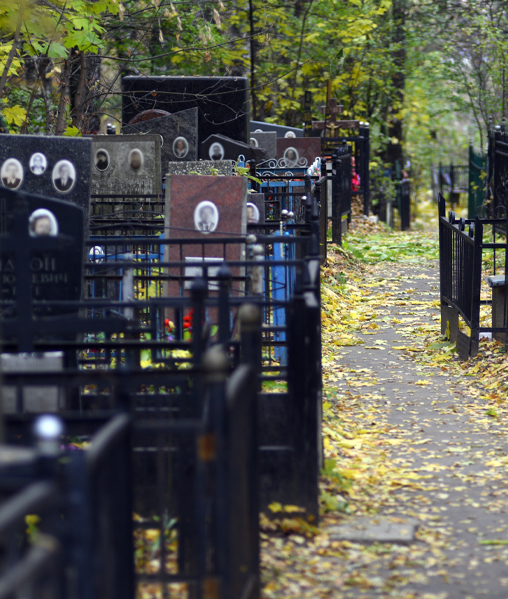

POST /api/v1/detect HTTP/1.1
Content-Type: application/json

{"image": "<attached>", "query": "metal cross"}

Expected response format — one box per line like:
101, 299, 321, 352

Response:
312, 98, 344, 137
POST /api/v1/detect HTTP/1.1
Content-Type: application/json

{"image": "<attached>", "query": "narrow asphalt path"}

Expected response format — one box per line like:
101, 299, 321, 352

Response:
329, 263, 508, 598
262, 260, 508, 599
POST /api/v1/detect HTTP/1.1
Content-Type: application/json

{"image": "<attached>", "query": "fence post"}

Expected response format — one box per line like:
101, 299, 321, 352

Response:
331, 151, 341, 245
363, 122, 370, 216
191, 277, 207, 365
239, 304, 262, 382
470, 218, 483, 357
203, 346, 230, 599
217, 264, 232, 346
249, 160, 258, 192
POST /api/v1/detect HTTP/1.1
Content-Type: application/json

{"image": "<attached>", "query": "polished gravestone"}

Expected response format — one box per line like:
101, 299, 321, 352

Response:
0, 188, 85, 366
200, 134, 266, 162
0, 188, 85, 307
90, 134, 162, 195
164, 175, 247, 295
122, 108, 198, 165
246, 192, 266, 224
276, 137, 321, 168
0, 134, 92, 227
166, 160, 235, 177
122, 76, 250, 144
250, 120, 303, 138
249, 131, 277, 160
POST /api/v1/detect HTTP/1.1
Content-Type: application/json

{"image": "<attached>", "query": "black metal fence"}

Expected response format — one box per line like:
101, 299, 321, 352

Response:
0, 180, 324, 596
438, 194, 508, 359
321, 122, 370, 215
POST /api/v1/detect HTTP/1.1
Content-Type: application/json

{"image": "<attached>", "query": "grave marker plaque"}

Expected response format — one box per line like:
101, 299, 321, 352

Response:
122, 108, 198, 165
122, 76, 250, 144
0, 134, 91, 231
90, 135, 162, 195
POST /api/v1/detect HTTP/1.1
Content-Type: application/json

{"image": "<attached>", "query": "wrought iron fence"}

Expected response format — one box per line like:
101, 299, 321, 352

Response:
438, 194, 508, 359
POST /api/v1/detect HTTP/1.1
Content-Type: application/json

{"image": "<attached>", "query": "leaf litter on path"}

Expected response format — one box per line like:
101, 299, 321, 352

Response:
261, 215, 508, 599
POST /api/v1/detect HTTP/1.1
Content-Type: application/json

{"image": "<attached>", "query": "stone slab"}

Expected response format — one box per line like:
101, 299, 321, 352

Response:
200, 134, 267, 162
122, 108, 198, 166
487, 275, 506, 288
249, 131, 277, 160
166, 160, 235, 177
328, 517, 418, 544
276, 137, 322, 168
90, 134, 162, 196
122, 76, 250, 144
0, 352, 64, 413
0, 133, 91, 229
250, 120, 303, 138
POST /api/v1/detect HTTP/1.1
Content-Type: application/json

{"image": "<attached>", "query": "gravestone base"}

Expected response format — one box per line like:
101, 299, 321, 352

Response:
328, 517, 418, 544
0, 352, 64, 413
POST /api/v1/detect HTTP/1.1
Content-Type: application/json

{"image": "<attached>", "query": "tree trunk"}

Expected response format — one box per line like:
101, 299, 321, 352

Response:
70, 51, 102, 134
385, 0, 406, 169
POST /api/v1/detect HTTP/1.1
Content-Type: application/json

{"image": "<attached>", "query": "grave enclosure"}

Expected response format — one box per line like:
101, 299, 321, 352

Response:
0, 77, 378, 599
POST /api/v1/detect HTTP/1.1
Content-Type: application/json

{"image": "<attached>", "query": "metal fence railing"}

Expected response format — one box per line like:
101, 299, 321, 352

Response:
438, 193, 508, 359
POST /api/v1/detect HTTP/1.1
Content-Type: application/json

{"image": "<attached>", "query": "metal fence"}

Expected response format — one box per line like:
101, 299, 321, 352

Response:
438, 193, 508, 359
321, 122, 370, 215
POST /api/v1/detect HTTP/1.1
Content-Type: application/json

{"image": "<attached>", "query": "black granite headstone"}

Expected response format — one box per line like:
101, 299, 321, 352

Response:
122, 76, 250, 144
122, 108, 198, 165
0, 187, 85, 323
250, 121, 303, 138
0, 134, 92, 231
200, 134, 267, 162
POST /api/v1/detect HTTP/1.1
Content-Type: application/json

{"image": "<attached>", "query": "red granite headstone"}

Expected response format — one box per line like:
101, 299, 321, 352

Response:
164, 175, 247, 297
276, 138, 321, 168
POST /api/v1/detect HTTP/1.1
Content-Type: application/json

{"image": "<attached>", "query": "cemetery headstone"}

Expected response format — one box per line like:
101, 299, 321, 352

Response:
122, 76, 250, 144
0, 188, 85, 355
246, 193, 266, 224
0, 188, 85, 308
249, 131, 277, 160
276, 138, 321, 168
122, 108, 198, 165
0, 133, 92, 229
164, 175, 247, 294
166, 160, 235, 177
90, 134, 162, 195
200, 134, 267, 162
250, 121, 303, 138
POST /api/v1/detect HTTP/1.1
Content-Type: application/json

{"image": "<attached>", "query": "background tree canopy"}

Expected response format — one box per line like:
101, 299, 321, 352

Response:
1, 0, 506, 195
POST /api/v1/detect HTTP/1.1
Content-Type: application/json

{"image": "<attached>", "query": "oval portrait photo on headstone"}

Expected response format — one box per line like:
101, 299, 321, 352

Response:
209, 142, 225, 161
246, 202, 260, 224
29, 208, 59, 237
129, 148, 144, 172
173, 136, 189, 159
194, 201, 219, 234
94, 149, 110, 172
0, 158, 24, 190
52, 160, 76, 193
29, 153, 48, 176
283, 147, 299, 168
